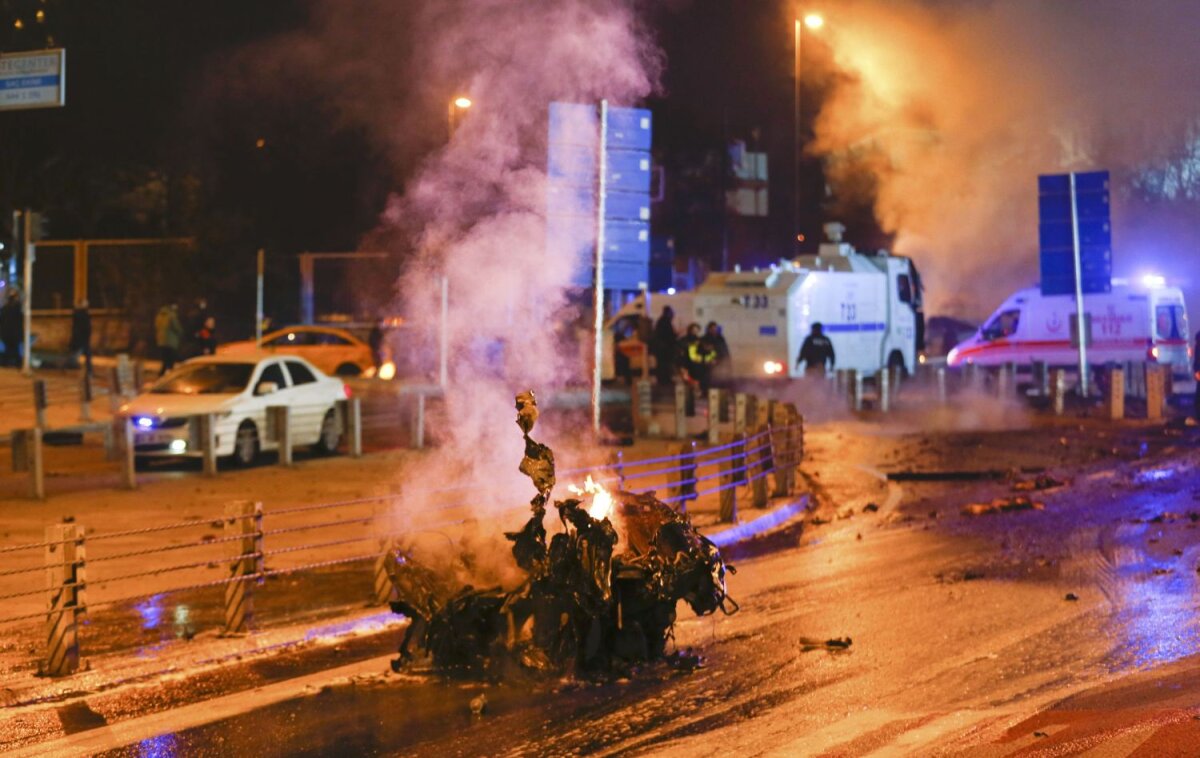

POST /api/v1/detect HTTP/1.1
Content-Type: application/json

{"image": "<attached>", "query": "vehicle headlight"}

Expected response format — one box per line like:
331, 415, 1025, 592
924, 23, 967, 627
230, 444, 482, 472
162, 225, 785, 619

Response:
762, 360, 784, 375
169, 439, 188, 453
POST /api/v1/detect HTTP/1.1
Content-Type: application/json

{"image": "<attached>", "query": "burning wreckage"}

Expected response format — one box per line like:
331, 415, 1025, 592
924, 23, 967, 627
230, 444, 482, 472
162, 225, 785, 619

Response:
383, 391, 737, 677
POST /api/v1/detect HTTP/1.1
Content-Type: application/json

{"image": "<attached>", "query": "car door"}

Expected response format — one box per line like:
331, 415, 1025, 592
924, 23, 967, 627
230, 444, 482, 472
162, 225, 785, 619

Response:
282, 359, 328, 443
250, 360, 291, 451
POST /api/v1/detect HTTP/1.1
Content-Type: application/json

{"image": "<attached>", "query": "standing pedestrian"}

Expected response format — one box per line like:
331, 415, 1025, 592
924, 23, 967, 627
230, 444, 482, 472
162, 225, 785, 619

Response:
703, 321, 731, 387
196, 316, 217, 355
1193, 330, 1200, 420
685, 323, 717, 393
0, 290, 23, 367
651, 306, 677, 386
185, 297, 210, 358
69, 299, 93, 376
368, 317, 385, 373
796, 322, 836, 377
155, 304, 183, 375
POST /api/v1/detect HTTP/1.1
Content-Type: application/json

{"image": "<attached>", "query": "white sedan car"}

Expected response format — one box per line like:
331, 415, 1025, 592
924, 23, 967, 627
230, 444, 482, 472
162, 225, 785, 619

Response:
121, 354, 351, 465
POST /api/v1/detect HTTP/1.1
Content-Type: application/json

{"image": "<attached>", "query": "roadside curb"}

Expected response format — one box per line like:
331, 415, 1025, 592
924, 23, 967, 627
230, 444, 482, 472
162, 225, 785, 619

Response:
706, 495, 809, 548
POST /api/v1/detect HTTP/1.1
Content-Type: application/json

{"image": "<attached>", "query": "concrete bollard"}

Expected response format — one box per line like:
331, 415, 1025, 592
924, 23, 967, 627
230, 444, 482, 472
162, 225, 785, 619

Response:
42, 523, 85, 677
672, 441, 700, 513
32, 426, 44, 499
1145, 365, 1166, 421
733, 393, 748, 435
116, 354, 133, 398
196, 414, 218, 476
223, 500, 263, 636
707, 388, 724, 445
1107, 366, 1125, 420
718, 434, 741, 524
107, 366, 123, 414
11, 428, 30, 473
673, 381, 688, 440
410, 394, 426, 450
878, 369, 890, 413
1031, 361, 1049, 397
119, 417, 136, 490
750, 426, 769, 508
995, 366, 1009, 398
338, 398, 363, 458
632, 379, 653, 437
849, 370, 863, 412
79, 372, 93, 422
936, 367, 948, 404
267, 405, 293, 466
1050, 368, 1067, 415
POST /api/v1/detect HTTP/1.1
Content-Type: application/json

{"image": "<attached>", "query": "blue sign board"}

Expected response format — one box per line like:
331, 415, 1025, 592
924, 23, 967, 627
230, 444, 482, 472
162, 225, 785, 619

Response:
1038, 170, 1111, 296
546, 102, 652, 290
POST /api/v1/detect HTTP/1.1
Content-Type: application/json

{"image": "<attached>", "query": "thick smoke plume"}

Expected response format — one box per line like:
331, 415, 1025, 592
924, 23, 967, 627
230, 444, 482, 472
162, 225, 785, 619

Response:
807, 0, 1200, 318
240, 1, 660, 555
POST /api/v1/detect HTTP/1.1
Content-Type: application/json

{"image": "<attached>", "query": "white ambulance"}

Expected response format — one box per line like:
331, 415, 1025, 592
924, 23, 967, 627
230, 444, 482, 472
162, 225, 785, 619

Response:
604, 224, 925, 380
946, 282, 1193, 390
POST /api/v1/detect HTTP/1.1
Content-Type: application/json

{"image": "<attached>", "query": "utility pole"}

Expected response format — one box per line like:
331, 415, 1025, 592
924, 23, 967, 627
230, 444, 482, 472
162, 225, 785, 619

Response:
592, 100, 610, 434
21, 209, 33, 375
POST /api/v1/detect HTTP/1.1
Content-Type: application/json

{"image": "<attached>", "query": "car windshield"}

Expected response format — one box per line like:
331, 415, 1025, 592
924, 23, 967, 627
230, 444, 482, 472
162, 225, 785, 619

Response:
151, 363, 255, 395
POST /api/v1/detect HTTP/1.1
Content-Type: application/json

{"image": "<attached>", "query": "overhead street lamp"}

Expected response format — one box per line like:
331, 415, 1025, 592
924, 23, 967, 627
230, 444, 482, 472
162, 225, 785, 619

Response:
448, 96, 472, 140
794, 12, 823, 252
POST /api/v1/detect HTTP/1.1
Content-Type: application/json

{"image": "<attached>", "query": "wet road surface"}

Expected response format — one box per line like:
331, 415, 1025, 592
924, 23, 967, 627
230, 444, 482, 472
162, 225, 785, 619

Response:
13, 418, 1200, 755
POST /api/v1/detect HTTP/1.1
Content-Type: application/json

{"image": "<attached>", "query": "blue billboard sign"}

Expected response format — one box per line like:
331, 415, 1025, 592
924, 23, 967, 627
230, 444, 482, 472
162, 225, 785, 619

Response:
1038, 170, 1111, 296
547, 102, 653, 290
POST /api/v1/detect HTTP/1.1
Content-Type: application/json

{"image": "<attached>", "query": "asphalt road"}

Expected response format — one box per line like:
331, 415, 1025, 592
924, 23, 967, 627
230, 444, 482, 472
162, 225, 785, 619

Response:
17, 416, 1200, 756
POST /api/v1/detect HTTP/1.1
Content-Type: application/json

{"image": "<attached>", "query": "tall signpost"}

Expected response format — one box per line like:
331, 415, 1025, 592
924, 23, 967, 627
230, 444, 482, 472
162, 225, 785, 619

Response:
1038, 170, 1111, 398
1, 49, 66, 374
548, 101, 652, 432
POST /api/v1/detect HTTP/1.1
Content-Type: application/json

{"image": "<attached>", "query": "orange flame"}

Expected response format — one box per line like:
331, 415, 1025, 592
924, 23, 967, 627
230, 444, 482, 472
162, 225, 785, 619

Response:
567, 475, 615, 521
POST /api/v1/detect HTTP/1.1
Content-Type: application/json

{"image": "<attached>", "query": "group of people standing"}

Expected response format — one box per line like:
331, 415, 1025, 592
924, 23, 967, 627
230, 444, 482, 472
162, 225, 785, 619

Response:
155, 298, 216, 375
650, 306, 729, 393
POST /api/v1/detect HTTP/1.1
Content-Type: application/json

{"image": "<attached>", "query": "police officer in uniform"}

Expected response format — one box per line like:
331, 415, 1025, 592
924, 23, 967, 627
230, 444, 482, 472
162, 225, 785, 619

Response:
796, 322, 836, 377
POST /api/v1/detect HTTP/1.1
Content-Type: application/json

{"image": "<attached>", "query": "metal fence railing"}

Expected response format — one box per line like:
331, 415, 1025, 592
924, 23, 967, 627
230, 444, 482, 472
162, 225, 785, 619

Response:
0, 405, 804, 678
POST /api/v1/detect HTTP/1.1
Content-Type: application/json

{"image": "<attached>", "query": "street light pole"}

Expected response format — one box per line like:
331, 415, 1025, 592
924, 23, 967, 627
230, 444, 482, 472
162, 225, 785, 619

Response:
793, 18, 802, 255
794, 13, 823, 253
447, 96, 472, 141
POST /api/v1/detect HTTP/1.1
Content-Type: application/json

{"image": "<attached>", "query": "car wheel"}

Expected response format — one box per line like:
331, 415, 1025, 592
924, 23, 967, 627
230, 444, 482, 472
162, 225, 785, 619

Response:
232, 421, 259, 466
887, 350, 907, 376
335, 362, 362, 377
314, 409, 342, 455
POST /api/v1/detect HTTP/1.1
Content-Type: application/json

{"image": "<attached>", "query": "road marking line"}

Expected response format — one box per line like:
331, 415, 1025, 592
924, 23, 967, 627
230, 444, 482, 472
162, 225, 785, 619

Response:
9, 654, 397, 758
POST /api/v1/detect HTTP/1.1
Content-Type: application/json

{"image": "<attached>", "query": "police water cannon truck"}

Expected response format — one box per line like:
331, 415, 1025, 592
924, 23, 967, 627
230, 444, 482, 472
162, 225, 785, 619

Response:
604, 223, 925, 381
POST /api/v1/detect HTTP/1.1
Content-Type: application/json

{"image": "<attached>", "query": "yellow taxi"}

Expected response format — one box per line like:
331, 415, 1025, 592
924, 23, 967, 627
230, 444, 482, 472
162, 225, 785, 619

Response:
219, 326, 376, 377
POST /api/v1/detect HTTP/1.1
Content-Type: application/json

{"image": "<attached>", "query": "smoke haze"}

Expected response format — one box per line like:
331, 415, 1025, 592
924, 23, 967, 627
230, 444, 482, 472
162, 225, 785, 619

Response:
806, 0, 1200, 319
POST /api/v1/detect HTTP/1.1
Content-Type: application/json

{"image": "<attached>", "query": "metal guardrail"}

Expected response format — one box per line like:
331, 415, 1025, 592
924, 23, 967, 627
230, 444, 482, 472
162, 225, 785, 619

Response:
0, 407, 805, 677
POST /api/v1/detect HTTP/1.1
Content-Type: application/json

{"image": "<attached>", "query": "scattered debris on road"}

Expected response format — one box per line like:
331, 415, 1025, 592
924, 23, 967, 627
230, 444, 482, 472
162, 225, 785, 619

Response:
961, 496, 1045, 516
383, 390, 737, 679
1065, 593, 1079, 601
799, 637, 852, 653
1011, 473, 1067, 492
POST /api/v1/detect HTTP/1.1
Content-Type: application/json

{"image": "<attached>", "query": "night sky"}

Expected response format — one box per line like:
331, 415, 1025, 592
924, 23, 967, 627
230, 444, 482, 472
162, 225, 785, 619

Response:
0, 1, 849, 288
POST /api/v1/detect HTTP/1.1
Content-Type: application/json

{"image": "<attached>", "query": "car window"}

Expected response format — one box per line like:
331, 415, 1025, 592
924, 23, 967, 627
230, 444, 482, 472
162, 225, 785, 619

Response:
256, 362, 289, 393
313, 332, 353, 346
151, 363, 254, 394
981, 309, 1020, 341
1156, 305, 1186, 340
268, 331, 314, 347
285, 361, 318, 385
897, 274, 912, 304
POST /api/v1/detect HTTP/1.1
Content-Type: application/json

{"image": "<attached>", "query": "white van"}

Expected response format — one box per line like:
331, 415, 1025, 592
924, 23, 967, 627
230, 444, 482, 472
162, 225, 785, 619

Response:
947, 284, 1192, 390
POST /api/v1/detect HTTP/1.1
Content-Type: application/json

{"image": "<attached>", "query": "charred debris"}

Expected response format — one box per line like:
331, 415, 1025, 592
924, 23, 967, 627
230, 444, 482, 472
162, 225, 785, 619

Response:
384, 390, 737, 679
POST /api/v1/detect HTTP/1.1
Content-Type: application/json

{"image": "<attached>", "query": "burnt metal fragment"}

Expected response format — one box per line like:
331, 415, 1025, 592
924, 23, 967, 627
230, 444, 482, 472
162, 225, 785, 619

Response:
384, 391, 737, 678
